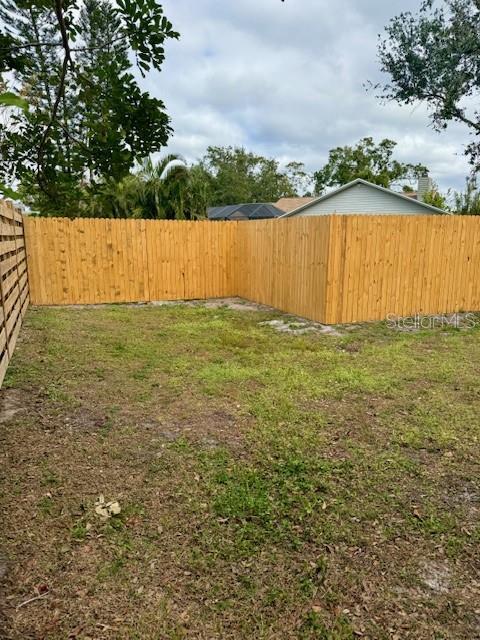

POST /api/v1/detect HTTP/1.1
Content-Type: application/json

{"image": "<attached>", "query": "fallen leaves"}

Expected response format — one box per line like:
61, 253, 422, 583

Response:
412, 505, 423, 520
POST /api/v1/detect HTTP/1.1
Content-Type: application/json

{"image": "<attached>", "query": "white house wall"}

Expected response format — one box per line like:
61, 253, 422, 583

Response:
295, 183, 431, 216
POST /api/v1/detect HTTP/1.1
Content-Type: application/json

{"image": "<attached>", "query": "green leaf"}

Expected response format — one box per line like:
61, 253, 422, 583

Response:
0, 92, 29, 113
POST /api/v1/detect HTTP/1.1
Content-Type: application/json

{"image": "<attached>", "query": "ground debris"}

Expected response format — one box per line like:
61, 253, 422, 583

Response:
94, 495, 121, 519
259, 318, 342, 336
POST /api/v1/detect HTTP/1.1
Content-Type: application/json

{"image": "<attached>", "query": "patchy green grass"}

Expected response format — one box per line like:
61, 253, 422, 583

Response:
1, 302, 480, 639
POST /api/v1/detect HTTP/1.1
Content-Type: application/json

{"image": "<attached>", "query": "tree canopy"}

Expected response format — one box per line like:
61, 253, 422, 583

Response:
453, 177, 480, 214
198, 146, 311, 206
0, 0, 178, 215
313, 137, 427, 194
376, 0, 480, 169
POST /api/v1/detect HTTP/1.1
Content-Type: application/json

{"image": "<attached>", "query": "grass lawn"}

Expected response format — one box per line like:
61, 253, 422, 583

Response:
1, 302, 479, 639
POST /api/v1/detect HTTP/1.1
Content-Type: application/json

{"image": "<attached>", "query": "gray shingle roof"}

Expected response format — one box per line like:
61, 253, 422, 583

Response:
208, 203, 283, 220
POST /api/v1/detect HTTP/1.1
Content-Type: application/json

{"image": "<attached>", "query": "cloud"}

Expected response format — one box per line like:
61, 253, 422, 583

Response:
142, 0, 471, 191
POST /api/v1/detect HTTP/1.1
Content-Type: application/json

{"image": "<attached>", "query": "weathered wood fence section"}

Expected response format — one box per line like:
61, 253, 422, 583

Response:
0, 200, 29, 385
24, 214, 480, 324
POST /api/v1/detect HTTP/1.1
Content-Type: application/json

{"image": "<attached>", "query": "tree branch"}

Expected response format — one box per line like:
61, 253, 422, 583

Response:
1, 35, 128, 56
36, 53, 69, 189
0, 40, 62, 52
54, 0, 73, 65
70, 34, 127, 53
451, 106, 480, 132
57, 119, 90, 152
422, 90, 480, 132
36, 0, 76, 193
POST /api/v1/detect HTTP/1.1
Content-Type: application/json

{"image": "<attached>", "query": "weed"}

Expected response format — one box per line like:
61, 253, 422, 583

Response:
299, 612, 355, 640
40, 465, 60, 487
37, 496, 54, 516
71, 520, 88, 541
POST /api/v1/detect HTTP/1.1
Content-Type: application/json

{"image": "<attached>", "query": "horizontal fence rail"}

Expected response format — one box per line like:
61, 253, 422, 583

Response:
0, 200, 29, 386
24, 214, 480, 324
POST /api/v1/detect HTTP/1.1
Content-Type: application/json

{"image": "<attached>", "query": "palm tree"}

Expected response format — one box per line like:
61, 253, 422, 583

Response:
138, 154, 190, 219
87, 175, 143, 218
88, 154, 210, 219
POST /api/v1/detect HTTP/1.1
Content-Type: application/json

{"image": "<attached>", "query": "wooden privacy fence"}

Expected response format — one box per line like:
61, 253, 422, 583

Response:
237, 215, 480, 324
24, 218, 235, 305
0, 200, 29, 385
24, 214, 480, 324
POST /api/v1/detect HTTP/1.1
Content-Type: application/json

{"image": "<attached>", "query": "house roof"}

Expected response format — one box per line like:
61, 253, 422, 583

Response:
280, 178, 446, 217
275, 197, 315, 213
208, 203, 283, 220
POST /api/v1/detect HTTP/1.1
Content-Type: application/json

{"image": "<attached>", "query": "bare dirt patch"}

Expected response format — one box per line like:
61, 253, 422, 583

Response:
259, 318, 343, 336
421, 561, 451, 593
150, 296, 273, 313
0, 389, 25, 424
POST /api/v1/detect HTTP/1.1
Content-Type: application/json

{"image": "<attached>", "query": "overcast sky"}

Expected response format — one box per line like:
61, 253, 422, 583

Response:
143, 0, 471, 192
